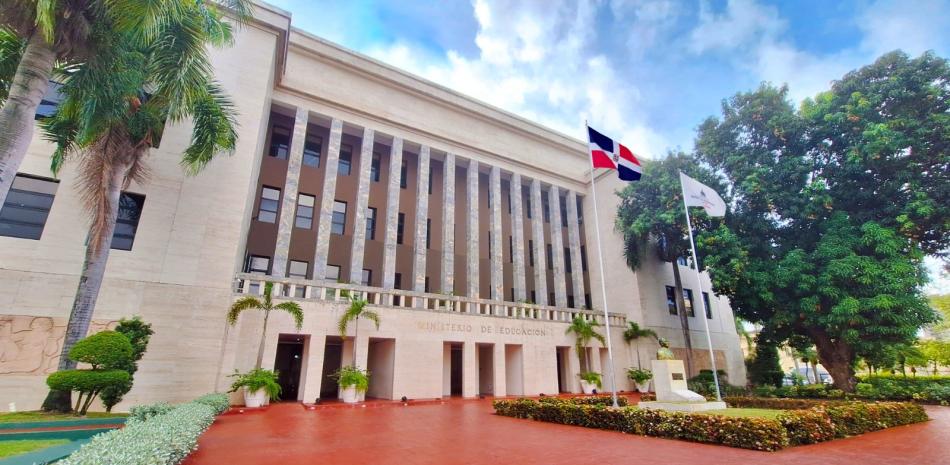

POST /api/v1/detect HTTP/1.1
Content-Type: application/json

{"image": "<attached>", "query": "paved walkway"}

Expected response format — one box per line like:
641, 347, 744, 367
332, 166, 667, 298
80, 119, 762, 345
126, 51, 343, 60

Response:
183, 400, 950, 465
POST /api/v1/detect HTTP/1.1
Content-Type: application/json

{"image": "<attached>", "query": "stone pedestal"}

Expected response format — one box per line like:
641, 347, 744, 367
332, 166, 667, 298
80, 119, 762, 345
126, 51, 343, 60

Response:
638, 359, 726, 412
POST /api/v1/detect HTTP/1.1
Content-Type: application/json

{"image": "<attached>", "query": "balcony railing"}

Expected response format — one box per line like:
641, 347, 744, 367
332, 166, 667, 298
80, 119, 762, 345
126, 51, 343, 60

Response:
233, 273, 626, 327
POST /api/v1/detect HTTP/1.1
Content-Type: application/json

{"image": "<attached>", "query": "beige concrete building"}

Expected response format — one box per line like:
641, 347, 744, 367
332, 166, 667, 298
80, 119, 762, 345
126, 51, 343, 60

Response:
0, 2, 745, 411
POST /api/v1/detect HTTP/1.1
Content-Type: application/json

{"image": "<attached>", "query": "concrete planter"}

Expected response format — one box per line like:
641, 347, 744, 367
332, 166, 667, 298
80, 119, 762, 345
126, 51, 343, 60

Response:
580, 381, 597, 394
243, 388, 267, 408
341, 386, 359, 403
636, 381, 651, 393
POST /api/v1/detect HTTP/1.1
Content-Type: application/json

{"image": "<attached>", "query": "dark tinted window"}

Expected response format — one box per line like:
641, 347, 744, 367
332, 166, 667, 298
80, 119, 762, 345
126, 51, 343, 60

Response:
370, 153, 381, 182
666, 286, 677, 315
331, 201, 346, 235
302, 135, 321, 167
35, 82, 64, 119
269, 126, 291, 159
111, 193, 145, 250
397, 212, 405, 244
0, 175, 58, 240
339, 145, 352, 175
366, 207, 376, 240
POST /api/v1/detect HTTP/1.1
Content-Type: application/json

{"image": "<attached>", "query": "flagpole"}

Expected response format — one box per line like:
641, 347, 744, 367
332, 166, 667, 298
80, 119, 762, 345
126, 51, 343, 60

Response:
585, 120, 620, 408
680, 171, 722, 402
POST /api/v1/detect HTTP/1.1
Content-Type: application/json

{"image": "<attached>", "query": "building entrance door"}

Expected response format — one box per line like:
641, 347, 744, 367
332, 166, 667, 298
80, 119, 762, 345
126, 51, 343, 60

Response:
274, 336, 304, 401
319, 338, 343, 400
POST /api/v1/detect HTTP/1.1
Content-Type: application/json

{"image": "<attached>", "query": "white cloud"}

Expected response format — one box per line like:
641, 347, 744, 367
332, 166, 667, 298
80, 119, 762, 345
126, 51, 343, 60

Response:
859, 0, 950, 58
688, 0, 785, 54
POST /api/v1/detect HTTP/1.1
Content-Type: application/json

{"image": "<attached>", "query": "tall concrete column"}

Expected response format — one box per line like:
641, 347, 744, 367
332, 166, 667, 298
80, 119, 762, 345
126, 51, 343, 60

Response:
312, 118, 343, 282
489, 166, 503, 301
300, 334, 326, 403
381, 137, 404, 289
272, 107, 308, 278
510, 173, 526, 301
465, 160, 480, 298
348, 127, 375, 284
565, 190, 586, 307
463, 342, 477, 397
529, 179, 548, 305
548, 185, 568, 307
411, 146, 431, 292
441, 154, 456, 293
492, 343, 506, 396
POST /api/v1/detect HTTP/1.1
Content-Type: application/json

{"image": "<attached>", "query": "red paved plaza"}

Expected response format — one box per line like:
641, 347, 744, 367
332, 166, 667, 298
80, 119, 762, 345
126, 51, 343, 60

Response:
184, 400, 950, 465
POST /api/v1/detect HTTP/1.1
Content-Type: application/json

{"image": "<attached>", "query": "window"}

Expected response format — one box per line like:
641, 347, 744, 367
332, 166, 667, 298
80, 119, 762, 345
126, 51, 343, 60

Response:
703, 292, 713, 319
528, 240, 535, 266
530, 291, 537, 305
35, 82, 64, 119
338, 145, 352, 176
542, 196, 550, 223
425, 277, 430, 293
370, 153, 381, 182
331, 201, 346, 235
526, 194, 532, 219
302, 135, 321, 167
560, 196, 568, 227
426, 218, 431, 249
366, 207, 377, 240
564, 247, 572, 273
0, 174, 58, 240
295, 194, 315, 229
683, 289, 695, 317
361, 269, 372, 286
577, 196, 584, 224
326, 264, 341, 281
581, 245, 588, 271
546, 244, 553, 270
487, 185, 492, 208
247, 255, 270, 274
508, 236, 513, 263
288, 260, 308, 279
400, 160, 407, 189
394, 272, 402, 290
510, 288, 515, 301
585, 294, 592, 309
507, 189, 512, 214
397, 212, 405, 244
567, 295, 575, 308
258, 187, 280, 223
269, 125, 291, 159
548, 293, 555, 306
666, 286, 678, 315
428, 166, 433, 195
111, 193, 145, 250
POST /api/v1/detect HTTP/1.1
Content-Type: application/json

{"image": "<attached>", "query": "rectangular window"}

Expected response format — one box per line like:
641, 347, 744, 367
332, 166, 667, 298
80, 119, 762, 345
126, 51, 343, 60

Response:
585, 294, 592, 309
548, 293, 555, 306
560, 196, 568, 227
581, 245, 588, 271
111, 193, 145, 250
542, 196, 550, 223
288, 260, 308, 279
302, 135, 321, 167
530, 291, 537, 305
397, 212, 405, 244
295, 194, 315, 229
683, 289, 695, 317
426, 218, 431, 249
508, 236, 513, 263
425, 277, 430, 293
526, 194, 532, 219
400, 160, 407, 189
258, 187, 280, 223
510, 288, 515, 301
338, 145, 352, 176
577, 196, 584, 224
567, 295, 575, 308
528, 240, 535, 266
0, 174, 58, 240
507, 189, 512, 214
269, 125, 291, 159
361, 269, 372, 286
546, 244, 553, 270
247, 255, 270, 274
428, 167, 433, 195
35, 82, 64, 119
331, 201, 346, 235
394, 272, 402, 290
564, 247, 572, 273
326, 264, 341, 281
703, 292, 713, 319
370, 153, 381, 182
666, 286, 678, 315
366, 207, 377, 240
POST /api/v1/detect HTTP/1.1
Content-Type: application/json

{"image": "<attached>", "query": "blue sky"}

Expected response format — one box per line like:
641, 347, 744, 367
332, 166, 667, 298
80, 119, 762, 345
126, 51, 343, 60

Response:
266, 0, 949, 292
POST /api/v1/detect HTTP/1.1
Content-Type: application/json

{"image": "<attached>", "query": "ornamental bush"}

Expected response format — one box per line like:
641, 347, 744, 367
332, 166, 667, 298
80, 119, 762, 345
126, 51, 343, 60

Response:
128, 402, 175, 422
193, 393, 231, 415
537, 396, 629, 407
776, 409, 837, 445
46, 369, 131, 415
69, 331, 134, 369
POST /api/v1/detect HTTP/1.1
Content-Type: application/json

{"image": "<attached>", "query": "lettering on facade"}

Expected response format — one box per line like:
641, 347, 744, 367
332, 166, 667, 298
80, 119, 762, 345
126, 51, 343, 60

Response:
417, 321, 547, 337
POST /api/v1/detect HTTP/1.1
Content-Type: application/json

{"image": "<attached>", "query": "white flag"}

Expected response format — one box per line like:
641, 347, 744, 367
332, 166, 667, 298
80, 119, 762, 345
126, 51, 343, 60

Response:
680, 172, 726, 217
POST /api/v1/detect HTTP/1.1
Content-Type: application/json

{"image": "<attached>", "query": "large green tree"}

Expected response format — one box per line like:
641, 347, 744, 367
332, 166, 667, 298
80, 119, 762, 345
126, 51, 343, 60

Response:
615, 152, 725, 377
695, 52, 946, 391
38, 0, 251, 412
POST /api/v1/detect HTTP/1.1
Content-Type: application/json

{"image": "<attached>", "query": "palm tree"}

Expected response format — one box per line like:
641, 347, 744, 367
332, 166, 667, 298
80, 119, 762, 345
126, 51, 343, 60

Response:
338, 295, 381, 365
566, 316, 606, 373
796, 347, 819, 383
622, 321, 657, 369
228, 282, 304, 369
38, 0, 251, 412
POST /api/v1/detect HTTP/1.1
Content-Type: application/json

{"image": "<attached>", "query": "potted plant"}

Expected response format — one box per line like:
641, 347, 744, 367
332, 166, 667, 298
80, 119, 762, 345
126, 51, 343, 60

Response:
229, 368, 281, 408
333, 365, 369, 403
579, 372, 602, 394
626, 367, 653, 393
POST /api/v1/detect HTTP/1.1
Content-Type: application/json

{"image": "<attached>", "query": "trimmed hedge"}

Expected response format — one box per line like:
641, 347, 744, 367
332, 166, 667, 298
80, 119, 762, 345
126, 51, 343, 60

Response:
538, 395, 629, 407
60, 393, 228, 465
495, 397, 929, 450
750, 377, 950, 404
193, 393, 231, 415
128, 402, 175, 422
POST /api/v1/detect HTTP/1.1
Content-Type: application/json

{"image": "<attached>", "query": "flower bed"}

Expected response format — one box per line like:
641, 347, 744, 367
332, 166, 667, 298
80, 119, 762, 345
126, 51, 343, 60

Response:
58, 393, 229, 465
493, 397, 929, 451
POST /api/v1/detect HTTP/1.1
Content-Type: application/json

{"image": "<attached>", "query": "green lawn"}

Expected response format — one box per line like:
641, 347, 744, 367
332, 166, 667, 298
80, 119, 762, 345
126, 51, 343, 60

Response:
696, 408, 784, 419
0, 411, 127, 424
0, 439, 70, 458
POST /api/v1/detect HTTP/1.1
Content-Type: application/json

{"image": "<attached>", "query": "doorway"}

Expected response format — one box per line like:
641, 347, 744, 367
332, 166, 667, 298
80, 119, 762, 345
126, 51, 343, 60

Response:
556, 346, 571, 393
274, 335, 304, 401
443, 342, 463, 397
505, 344, 524, 396
477, 344, 494, 396
366, 338, 395, 399
319, 337, 343, 399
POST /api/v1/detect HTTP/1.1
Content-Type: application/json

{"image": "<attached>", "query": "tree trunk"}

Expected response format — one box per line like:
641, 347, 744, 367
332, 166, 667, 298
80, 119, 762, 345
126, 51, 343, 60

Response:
255, 309, 270, 369
352, 316, 359, 366
671, 263, 694, 377
42, 153, 132, 412
811, 361, 818, 383
0, 32, 55, 207
809, 328, 857, 392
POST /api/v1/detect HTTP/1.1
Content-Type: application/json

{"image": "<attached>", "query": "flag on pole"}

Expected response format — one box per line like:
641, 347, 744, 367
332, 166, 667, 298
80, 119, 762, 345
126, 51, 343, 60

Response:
679, 172, 726, 217
587, 125, 642, 181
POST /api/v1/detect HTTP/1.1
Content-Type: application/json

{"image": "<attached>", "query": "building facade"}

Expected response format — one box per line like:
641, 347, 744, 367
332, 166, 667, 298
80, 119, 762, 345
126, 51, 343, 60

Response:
0, 2, 745, 410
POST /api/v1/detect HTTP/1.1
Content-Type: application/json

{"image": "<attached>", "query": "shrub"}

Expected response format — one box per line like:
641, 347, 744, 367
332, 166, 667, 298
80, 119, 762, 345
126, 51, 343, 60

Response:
101, 317, 154, 412
69, 331, 134, 369
777, 409, 837, 445
193, 393, 231, 415
229, 368, 281, 400
537, 396, 629, 407
332, 365, 370, 392
46, 369, 131, 415
128, 402, 174, 423
823, 402, 929, 437
747, 342, 784, 388
579, 372, 602, 388
726, 396, 842, 410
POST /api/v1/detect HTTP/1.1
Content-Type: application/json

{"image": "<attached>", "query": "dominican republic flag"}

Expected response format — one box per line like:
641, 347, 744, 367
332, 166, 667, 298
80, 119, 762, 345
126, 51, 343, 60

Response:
588, 125, 642, 181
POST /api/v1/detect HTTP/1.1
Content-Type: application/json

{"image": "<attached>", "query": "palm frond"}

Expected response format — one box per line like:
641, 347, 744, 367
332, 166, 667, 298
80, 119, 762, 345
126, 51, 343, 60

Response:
227, 296, 263, 325
0, 27, 25, 104
34, 0, 56, 43
360, 309, 381, 330
274, 301, 304, 330
180, 80, 237, 174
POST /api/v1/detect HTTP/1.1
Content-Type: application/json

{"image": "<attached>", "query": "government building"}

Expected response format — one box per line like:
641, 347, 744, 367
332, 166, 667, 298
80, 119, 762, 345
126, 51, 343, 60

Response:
0, 2, 746, 410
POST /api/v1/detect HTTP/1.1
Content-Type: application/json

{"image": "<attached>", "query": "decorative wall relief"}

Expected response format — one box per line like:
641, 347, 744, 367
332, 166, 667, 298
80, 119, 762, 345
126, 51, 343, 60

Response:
0, 315, 118, 375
